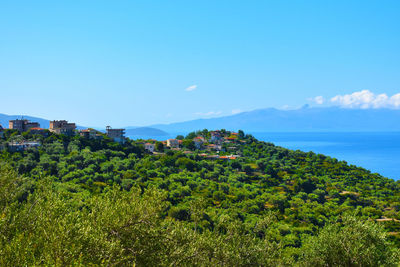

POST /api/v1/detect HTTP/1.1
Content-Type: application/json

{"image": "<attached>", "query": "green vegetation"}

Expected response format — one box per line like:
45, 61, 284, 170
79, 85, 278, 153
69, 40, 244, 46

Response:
0, 128, 399, 266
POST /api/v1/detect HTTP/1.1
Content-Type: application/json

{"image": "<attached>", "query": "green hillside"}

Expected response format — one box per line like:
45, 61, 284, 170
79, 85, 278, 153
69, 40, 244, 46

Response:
0, 128, 399, 266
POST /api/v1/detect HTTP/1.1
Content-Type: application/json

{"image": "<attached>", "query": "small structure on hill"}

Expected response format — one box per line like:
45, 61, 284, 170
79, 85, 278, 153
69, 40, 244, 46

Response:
9, 119, 40, 132
49, 120, 76, 136
8, 141, 41, 152
106, 126, 125, 144
193, 136, 205, 150
79, 129, 98, 139
210, 130, 222, 143
166, 139, 179, 148
144, 143, 155, 153
29, 127, 48, 136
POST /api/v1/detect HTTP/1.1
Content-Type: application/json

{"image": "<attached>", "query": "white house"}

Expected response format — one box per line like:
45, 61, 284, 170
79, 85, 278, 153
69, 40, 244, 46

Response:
144, 143, 155, 153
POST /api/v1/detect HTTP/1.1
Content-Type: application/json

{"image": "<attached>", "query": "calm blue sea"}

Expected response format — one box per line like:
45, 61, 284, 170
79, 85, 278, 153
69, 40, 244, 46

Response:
128, 132, 400, 181
252, 132, 400, 181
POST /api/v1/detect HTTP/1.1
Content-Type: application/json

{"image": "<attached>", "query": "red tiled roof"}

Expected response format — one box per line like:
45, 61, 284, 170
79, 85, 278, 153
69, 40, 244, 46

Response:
30, 127, 44, 130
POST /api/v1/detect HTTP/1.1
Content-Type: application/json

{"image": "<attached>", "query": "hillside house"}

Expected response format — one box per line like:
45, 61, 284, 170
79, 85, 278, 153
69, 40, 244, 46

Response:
9, 119, 40, 132
49, 120, 76, 136
29, 127, 48, 136
79, 129, 97, 139
166, 139, 179, 148
193, 136, 204, 149
206, 144, 222, 151
8, 141, 41, 152
210, 131, 222, 143
106, 126, 125, 144
144, 143, 155, 153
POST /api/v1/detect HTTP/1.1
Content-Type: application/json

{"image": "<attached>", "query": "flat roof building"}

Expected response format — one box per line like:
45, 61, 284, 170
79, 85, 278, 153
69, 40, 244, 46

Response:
49, 120, 76, 136
106, 126, 125, 144
79, 129, 98, 139
9, 119, 40, 132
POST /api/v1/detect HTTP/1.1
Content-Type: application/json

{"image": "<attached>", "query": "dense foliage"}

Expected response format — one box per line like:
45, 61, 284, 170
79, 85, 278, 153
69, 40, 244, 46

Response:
0, 128, 399, 266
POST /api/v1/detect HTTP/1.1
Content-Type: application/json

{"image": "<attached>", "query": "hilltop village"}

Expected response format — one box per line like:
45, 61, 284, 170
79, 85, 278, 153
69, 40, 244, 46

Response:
0, 119, 242, 158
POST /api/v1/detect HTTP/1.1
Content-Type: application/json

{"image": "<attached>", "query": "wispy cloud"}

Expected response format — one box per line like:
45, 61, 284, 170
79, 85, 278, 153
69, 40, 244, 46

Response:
312, 90, 400, 109
231, 109, 241, 114
308, 96, 325, 105
194, 111, 222, 116
185, 85, 197, 92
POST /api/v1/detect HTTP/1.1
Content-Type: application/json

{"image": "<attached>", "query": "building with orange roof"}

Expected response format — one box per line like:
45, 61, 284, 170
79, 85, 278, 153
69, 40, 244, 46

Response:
29, 127, 48, 136
166, 139, 179, 148
79, 129, 97, 139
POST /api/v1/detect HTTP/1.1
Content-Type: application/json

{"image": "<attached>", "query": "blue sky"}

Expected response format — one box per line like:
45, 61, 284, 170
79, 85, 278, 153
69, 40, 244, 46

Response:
1, 0, 399, 127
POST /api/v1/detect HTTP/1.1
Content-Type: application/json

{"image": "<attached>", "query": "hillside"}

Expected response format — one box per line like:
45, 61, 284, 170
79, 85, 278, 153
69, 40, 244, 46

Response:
150, 107, 400, 132
0, 128, 399, 265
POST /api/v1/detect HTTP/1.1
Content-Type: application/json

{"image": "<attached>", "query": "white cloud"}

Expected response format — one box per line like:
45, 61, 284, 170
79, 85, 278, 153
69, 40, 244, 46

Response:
280, 105, 291, 110
185, 85, 197, 92
330, 90, 400, 109
314, 96, 325, 104
231, 109, 241, 114
195, 111, 222, 116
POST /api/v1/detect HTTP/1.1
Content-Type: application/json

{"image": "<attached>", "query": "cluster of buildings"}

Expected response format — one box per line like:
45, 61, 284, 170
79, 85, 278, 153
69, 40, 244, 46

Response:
0, 119, 127, 151
141, 130, 241, 160
1, 119, 242, 159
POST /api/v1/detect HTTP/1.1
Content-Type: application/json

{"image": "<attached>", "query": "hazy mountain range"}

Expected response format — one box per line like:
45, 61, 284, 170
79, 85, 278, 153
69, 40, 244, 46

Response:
150, 107, 400, 133
2, 107, 400, 135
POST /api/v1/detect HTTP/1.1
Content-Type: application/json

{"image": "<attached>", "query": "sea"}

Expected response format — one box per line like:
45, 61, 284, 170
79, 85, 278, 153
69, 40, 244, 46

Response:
128, 132, 400, 181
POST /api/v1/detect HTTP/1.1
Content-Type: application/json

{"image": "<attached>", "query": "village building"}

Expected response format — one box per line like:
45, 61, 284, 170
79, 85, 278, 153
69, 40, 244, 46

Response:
49, 120, 76, 136
9, 119, 40, 132
8, 141, 41, 152
210, 131, 222, 143
193, 136, 204, 150
29, 127, 48, 136
106, 126, 125, 144
144, 143, 155, 153
166, 139, 179, 148
79, 129, 97, 139
206, 144, 222, 151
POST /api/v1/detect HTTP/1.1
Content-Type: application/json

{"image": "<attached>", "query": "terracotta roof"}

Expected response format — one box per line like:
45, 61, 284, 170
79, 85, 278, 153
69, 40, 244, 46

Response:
30, 127, 45, 130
